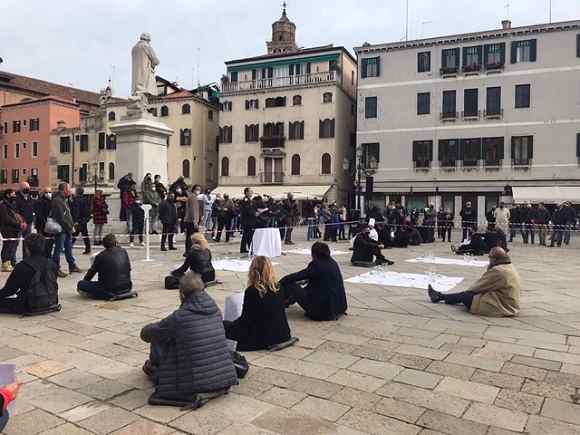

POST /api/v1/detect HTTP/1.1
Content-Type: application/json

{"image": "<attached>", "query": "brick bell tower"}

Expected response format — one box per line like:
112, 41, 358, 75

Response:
266, 2, 298, 54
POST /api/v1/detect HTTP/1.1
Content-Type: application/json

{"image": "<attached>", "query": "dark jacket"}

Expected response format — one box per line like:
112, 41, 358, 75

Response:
281, 199, 299, 226
0, 256, 59, 314
0, 200, 21, 238
561, 205, 578, 224
83, 246, 132, 293
172, 247, 215, 283
140, 291, 238, 398
239, 197, 256, 227
351, 233, 380, 263
460, 207, 476, 227
71, 195, 92, 224
50, 193, 74, 234
34, 195, 52, 234
14, 192, 34, 224
535, 207, 551, 225
280, 258, 348, 321
226, 286, 291, 351
159, 199, 178, 226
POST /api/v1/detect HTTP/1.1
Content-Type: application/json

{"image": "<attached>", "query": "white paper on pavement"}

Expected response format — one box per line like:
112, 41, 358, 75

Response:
345, 270, 464, 293
406, 256, 487, 268
212, 258, 279, 273
284, 248, 350, 256
224, 293, 244, 351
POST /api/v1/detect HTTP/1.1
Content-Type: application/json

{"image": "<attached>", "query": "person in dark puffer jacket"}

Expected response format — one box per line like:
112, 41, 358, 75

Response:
141, 272, 237, 406
172, 233, 215, 283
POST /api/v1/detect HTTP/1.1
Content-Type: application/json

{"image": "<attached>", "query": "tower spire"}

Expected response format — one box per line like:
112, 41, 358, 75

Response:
282, 1, 287, 17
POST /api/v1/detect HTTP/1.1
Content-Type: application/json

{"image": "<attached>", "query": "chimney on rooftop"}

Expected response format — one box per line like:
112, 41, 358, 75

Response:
502, 19, 512, 30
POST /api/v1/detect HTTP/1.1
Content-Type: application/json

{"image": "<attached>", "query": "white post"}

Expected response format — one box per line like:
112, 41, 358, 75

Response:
142, 204, 153, 262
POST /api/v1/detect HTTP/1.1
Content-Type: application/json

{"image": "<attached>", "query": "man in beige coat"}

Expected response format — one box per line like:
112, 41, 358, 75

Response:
427, 247, 521, 317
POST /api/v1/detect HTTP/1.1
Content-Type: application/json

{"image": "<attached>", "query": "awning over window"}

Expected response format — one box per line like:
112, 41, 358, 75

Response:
211, 185, 331, 200
512, 186, 580, 204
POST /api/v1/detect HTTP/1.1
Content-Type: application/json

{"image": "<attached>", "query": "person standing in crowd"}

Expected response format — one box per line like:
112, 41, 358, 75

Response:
0, 190, 21, 272
280, 242, 348, 321
183, 184, 202, 254
280, 193, 299, 245
15, 182, 34, 242
534, 202, 551, 246
214, 194, 234, 243
51, 183, 81, 277
224, 256, 292, 351
561, 201, 577, 246
71, 187, 92, 255
438, 207, 454, 242
338, 205, 348, 241
509, 204, 521, 242
130, 197, 145, 247
494, 202, 510, 236
121, 180, 137, 241
142, 173, 160, 234
154, 174, 167, 199
92, 190, 109, 246
77, 234, 132, 300
436, 207, 446, 241
159, 192, 178, 251
34, 188, 55, 257
486, 206, 496, 227
240, 187, 256, 254
201, 188, 215, 234
460, 201, 476, 241
550, 204, 565, 248
422, 204, 436, 243
117, 172, 133, 224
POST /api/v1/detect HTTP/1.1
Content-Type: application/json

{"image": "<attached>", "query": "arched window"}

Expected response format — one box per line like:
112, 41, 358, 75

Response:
292, 95, 302, 106
321, 153, 332, 175
323, 92, 333, 103
108, 111, 116, 121
160, 105, 169, 117
182, 159, 190, 178
291, 154, 301, 175
181, 103, 191, 114
221, 157, 229, 177
247, 156, 256, 176
108, 162, 115, 180
319, 118, 335, 138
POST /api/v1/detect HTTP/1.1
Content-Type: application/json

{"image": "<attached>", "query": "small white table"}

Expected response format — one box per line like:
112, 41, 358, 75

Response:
251, 228, 282, 258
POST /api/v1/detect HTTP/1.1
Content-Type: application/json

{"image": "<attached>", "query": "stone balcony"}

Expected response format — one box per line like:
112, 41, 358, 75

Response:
221, 71, 337, 95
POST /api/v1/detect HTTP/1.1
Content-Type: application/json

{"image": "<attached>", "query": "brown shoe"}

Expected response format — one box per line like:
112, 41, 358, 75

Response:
69, 265, 82, 274
57, 269, 68, 278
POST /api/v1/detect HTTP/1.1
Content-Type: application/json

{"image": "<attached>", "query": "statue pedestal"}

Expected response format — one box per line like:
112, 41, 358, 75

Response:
110, 110, 173, 187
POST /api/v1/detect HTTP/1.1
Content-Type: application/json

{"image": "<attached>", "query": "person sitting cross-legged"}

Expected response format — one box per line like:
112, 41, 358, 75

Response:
0, 234, 59, 315
351, 225, 394, 267
172, 232, 215, 284
224, 256, 292, 351
280, 242, 348, 321
141, 271, 238, 407
428, 247, 521, 317
77, 234, 132, 300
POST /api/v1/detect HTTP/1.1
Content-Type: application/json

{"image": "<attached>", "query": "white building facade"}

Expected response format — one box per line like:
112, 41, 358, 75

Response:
355, 20, 580, 222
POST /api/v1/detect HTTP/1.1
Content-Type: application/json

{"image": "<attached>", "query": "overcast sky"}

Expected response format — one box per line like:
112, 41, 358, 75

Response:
1, 0, 579, 97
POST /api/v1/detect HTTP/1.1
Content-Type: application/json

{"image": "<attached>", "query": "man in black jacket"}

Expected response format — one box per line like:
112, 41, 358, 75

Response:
0, 190, 21, 272
33, 188, 55, 257
77, 234, 132, 300
280, 242, 348, 321
280, 193, 299, 245
351, 226, 394, 266
0, 234, 59, 314
14, 182, 34, 241
460, 202, 476, 241
141, 272, 237, 406
159, 192, 178, 251
239, 187, 256, 254
71, 187, 92, 254
51, 183, 81, 277
535, 203, 551, 246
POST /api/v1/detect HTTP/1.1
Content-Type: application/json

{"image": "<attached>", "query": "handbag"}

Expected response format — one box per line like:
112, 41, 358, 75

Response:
44, 217, 62, 235
164, 275, 180, 290
231, 351, 249, 379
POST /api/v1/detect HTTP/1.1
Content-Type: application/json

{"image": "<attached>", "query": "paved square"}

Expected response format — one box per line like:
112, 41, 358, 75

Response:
2, 232, 580, 434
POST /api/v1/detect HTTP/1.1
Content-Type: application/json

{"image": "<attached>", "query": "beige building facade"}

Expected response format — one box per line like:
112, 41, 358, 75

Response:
215, 8, 357, 202
355, 20, 580, 221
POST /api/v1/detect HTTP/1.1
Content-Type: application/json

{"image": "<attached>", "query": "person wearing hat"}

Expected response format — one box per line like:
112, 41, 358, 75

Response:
351, 225, 394, 267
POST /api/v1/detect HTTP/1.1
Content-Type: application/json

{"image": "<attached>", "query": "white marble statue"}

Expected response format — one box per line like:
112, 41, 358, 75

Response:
131, 33, 159, 100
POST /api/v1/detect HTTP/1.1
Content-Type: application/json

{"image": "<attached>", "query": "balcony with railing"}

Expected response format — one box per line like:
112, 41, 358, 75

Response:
221, 71, 337, 94
440, 111, 458, 121
484, 109, 504, 120
260, 172, 284, 184
461, 110, 481, 120
260, 136, 286, 148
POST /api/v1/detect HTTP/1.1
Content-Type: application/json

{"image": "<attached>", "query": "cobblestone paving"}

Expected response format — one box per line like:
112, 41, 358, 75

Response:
2, 234, 580, 434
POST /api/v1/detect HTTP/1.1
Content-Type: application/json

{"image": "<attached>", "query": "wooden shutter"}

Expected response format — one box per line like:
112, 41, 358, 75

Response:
245, 100, 249, 110
511, 42, 518, 63
529, 39, 537, 62
245, 125, 249, 142
528, 136, 534, 159
331, 119, 335, 138
462, 47, 468, 68
375, 57, 380, 77
577, 35, 580, 57
499, 42, 506, 65
361, 59, 368, 78
511, 137, 516, 161
577, 133, 580, 157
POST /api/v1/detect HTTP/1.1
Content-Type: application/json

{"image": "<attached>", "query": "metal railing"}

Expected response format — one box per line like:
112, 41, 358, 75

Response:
483, 109, 504, 119
440, 111, 458, 121
260, 172, 285, 184
260, 136, 286, 148
461, 110, 481, 120
222, 71, 337, 94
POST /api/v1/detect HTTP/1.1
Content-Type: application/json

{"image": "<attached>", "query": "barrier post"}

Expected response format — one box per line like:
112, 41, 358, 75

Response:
142, 204, 153, 262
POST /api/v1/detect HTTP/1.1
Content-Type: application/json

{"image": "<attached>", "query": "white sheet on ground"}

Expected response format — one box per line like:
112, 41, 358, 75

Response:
213, 258, 279, 273
284, 248, 350, 256
406, 256, 487, 268
345, 270, 463, 293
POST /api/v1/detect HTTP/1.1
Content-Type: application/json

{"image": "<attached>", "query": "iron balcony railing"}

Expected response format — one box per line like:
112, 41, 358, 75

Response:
222, 71, 336, 94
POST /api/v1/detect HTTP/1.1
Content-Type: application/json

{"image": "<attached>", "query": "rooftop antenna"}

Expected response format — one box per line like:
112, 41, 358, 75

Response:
405, 0, 409, 41
549, 0, 552, 23
505, 0, 510, 19
109, 64, 115, 95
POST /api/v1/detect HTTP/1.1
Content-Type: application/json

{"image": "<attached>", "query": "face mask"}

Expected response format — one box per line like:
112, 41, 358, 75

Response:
45, 193, 52, 199
194, 190, 201, 195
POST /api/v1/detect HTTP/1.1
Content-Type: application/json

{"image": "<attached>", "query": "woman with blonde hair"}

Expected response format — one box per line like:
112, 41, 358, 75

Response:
224, 256, 291, 351
171, 232, 215, 283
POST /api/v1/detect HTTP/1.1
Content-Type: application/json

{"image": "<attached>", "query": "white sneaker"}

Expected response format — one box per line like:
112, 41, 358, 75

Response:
129, 243, 134, 248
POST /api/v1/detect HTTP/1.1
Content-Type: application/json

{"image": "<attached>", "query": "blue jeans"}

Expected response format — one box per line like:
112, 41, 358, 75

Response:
77, 280, 112, 300
52, 232, 76, 270
307, 218, 316, 240
0, 410, 9, 432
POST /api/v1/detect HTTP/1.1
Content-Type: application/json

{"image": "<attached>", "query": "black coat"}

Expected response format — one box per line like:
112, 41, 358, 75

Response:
140, 291, 238, 398
34, 196, 52, 234
280, 258, 348, 321
50, 193, 74, 234
83, 247, 132, 293
71, 196, 92, 224
240, 197, 256, 227
158, 199, 178, 225
172, 247, 215, 283
0, 200, 21, 238
226, 286, 291, 351
351, 233, 380, 263
14, 192, 34, 224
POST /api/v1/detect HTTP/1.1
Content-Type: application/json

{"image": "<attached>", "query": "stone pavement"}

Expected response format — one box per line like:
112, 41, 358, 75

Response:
2, 232, 580, 434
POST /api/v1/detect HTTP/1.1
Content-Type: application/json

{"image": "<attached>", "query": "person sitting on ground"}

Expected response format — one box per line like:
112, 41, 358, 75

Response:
0, 234, 59, 315
393, 217, 423, 247
280, 242, 348, 321
351, 225, 394, 267
483, 224, 508, 253
77, 234, 132, 300
452, 225, 488, 256
141, 272, 238, 406
428, 247, 521, 317
172, 233, 215, 284
0, 382, 20, 431
224, 256, 291, 351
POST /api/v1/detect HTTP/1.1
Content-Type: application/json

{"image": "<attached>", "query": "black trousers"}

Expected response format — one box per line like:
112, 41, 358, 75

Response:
161, 223, 175, 248
240, 225, 254, 253
184, 222, 198, 254
215, 217, 232, 242
441, 291, 475, 309
72, 222, 91, 251
1, 239, 18, 263
280, 281, 314, 315
0, 296, 24, 314
280, 226, 293, 242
